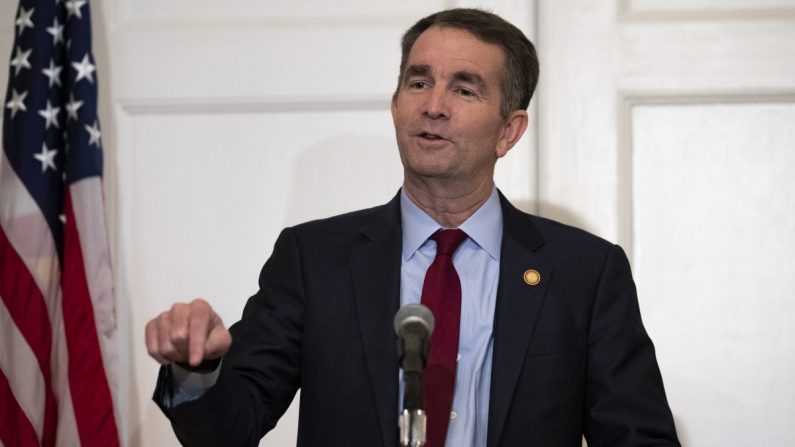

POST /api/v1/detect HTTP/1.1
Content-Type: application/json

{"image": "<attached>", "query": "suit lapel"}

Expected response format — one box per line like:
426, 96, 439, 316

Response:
350, 192, 402, 447
487, 193, 552, 447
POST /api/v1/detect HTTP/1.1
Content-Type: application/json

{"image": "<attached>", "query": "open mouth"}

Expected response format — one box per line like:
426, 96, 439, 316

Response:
418, 132, 446, 140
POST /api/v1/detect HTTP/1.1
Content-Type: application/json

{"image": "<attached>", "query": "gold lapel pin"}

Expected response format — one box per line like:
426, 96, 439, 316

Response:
523, 269, 541, 286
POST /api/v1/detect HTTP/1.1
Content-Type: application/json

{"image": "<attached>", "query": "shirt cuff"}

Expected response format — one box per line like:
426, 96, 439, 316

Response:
168, 359, 222, 406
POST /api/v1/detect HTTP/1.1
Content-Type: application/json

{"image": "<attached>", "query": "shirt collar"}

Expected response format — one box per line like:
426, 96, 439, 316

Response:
400, 186, 503, 261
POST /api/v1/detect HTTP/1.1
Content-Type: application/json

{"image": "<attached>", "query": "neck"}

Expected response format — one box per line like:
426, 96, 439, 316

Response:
403, 175, 494, 228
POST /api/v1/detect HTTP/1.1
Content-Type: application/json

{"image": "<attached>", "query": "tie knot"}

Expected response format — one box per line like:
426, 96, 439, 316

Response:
431, 229, 468, 256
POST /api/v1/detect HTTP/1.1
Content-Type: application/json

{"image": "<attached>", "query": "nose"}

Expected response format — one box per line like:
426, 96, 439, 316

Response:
423, 87, 448, 120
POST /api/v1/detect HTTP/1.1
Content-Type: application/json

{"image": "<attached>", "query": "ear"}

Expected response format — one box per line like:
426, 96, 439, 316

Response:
495, 110, 529, 158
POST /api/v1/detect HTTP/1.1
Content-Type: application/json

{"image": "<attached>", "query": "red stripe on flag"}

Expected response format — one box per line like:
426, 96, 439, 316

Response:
61, 193, 120, 447
0, 368, 40, 447
0, 227, 58, 447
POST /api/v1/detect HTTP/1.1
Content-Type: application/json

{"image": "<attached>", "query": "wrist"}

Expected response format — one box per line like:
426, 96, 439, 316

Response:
174, 357, 221, 374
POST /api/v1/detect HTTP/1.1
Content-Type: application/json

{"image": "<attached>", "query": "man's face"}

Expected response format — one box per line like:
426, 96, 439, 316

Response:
391, 26, 525, 189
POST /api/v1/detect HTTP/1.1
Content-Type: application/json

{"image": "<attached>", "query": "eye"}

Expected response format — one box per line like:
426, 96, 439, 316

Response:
409, 80, 429, 89
455, 88, 476, 97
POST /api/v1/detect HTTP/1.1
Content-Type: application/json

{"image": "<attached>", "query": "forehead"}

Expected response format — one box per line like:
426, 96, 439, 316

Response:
407, 25, 505, 81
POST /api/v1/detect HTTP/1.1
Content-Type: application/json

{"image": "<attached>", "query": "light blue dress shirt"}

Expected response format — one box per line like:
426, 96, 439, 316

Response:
399, 187, 502, 447
172, 187, 503, 447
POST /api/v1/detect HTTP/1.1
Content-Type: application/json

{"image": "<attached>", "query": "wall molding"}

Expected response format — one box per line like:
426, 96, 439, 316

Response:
119, 14, 420, 32
118, 95, 390, 116
117, 0, 512, 32
616, 89, 795, 259
619, 0, 795, 22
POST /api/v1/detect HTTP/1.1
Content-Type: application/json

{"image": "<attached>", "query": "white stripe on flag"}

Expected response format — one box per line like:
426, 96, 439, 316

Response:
0, 297, 46, 440
0, 150, 61, 313
52, 309, 81, 447
0, 151, 81, 447
70, 178, 119, 415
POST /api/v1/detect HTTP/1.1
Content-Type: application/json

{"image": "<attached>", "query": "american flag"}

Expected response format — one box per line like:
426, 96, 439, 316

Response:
1, 0, 120, 446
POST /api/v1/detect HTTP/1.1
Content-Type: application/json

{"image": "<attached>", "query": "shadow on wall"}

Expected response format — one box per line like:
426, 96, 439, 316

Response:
673, 413, 689, 446
506, 198, 537, 216
281, 134, 596, 236
537, 200, 591, 235
88, 1, 144, 446
285, 134, 403, 226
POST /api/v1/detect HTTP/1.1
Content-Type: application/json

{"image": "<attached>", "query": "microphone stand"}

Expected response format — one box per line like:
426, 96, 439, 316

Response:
398, 332, 427, 447
399, 371, 426, 447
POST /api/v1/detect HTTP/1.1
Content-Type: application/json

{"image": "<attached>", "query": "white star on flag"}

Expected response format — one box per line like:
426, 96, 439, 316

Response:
85, 120, 101, 147
33, 143, 58, 172
5, 89, 28, 118
42, 59, 63, 87
66, 0, 87, 20
15, 6, 35, 36
72, 53, 96, 83
66, 94, 84, 121
39, 100, 61, 129
10, 47, 32, 76
47, 18, 65, 46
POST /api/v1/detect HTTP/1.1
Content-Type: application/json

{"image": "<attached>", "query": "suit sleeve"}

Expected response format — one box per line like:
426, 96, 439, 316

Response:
583, 245, 680, 446
152, 227, 306, 447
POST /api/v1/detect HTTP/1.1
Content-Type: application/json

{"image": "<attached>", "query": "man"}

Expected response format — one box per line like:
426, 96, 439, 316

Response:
146, 8, 680, 447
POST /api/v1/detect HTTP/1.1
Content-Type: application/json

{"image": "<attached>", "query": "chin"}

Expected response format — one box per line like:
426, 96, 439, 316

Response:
404, 164, 454, 180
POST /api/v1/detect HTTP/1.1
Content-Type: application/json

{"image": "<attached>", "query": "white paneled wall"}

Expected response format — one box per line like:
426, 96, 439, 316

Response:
1, 2, 13, 113
540, 1, 795, 446
4, 0, 793, 445
629, 0, 795, 14
120, 107, 403, 446
632, 102, 795, 445
100, 1, 536, 446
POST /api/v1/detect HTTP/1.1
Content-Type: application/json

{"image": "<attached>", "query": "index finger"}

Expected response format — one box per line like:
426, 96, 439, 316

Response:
187, 300, 212, 367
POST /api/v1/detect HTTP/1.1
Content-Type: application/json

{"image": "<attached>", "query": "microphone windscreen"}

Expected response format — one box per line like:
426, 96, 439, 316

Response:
394, 303, 435, 337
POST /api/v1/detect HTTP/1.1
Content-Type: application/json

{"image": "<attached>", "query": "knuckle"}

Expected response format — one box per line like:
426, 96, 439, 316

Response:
159, 345, 174, 357
191, 298, 210, 314
170, 302, 187, 314
210, 311, 224, 326
160, 345, 179, 359
170, 328, 188, 346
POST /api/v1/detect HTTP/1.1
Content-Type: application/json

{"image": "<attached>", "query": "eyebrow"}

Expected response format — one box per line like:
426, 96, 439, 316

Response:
402, 65, 488, 93
451, 70, 487, 92
404, 64, 431, 81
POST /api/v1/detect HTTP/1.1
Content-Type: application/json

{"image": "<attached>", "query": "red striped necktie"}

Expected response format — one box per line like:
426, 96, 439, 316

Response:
421, 229, 468, 447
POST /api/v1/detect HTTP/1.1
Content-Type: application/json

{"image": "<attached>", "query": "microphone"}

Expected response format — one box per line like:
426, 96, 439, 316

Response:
394, 303, 435, 379
394, 304, 434, 447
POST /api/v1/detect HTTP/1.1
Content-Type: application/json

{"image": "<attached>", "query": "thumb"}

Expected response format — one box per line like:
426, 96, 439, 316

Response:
205, 323, 232, 360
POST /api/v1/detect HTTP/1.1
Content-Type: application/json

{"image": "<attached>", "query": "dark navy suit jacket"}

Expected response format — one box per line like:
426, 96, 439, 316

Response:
154, 191, 679, 446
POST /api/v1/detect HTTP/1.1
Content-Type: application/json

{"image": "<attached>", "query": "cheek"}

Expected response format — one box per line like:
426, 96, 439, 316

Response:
392, 110, 411, 132
474, 117, 505, 142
